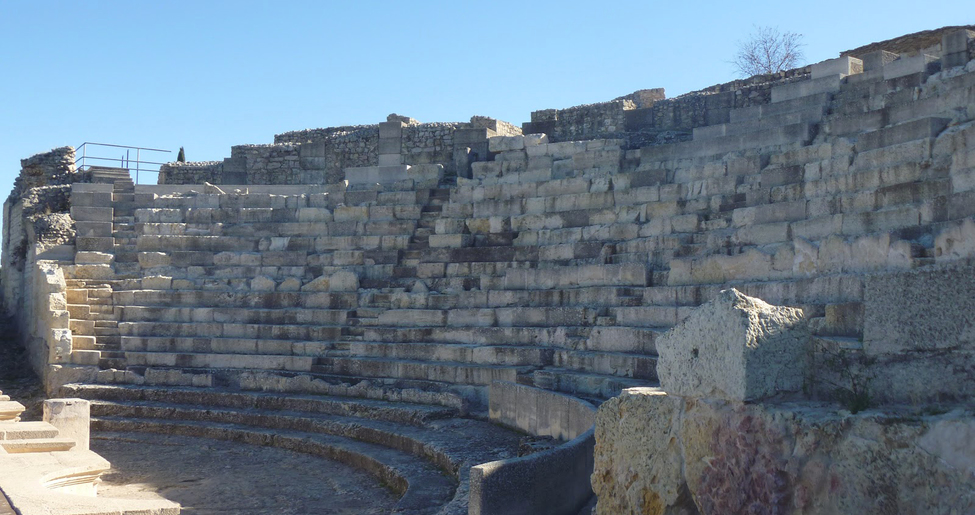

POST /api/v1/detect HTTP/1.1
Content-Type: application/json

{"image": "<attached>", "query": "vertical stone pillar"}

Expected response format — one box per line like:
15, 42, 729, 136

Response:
943, 29, 974, 69
378, 119, 405, 167
43, 398, 90, 451
453, 128, 490, 179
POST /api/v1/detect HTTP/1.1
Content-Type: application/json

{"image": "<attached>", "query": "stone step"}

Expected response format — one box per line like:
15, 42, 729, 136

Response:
0, 421, 60, 440
694, 104, 826, 140
120, 306, 349, 325
532, 367, 655, 399
640, 122, 817, 162
91, 416, 457, 515
360, 326, 590, 347
87, 397, 519, 487
124, 350, 315, 372
118, 321, 344, 340
312, 356, 531, 386
552, 349, 658, 380
0, 437, 76, 453
731, 92, 832, 123
855, 117, 951, 153
360, 306, 601, 329
771, 74, 842, 104
61, 384, 457, 426
348, 341, 555, 367
0, 401, 26, 422
121, 336, 349, 358
117, 290, 358, 309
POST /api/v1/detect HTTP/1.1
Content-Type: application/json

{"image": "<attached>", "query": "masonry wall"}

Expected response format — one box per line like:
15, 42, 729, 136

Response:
159, 117, 519, 186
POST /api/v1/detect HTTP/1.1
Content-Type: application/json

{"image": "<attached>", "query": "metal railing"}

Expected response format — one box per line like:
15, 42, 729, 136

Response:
75, 142, 172, 184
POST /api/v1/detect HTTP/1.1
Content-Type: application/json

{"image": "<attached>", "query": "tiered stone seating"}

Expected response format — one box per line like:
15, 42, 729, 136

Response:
61, 382, 522, 515
58, 55, 975, 411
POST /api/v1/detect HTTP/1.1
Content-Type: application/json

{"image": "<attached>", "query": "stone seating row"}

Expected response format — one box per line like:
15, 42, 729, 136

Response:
59, 382, 525, 515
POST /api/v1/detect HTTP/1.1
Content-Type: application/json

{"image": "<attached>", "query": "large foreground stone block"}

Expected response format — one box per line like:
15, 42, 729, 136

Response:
594, 390, 975, 515
656, 289, 808, 402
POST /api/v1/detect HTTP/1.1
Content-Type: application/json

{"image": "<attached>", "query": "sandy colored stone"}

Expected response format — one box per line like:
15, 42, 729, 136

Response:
592, 388, 688, 515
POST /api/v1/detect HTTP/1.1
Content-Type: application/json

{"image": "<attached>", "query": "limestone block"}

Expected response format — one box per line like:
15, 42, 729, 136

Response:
943, 30, 974, 68
301, 275, 330, 292
656, 289, 808, 402
435, 219, 467, 234
136, 208, 184, 223
378, 309, 445, 327
771, 75, 841, 103
407, 164, 444, 185
334, 206, 369, 222
595, 391, 975, 515
251, 275, 276, 292
429, 234, 473, 248
142, 276, 172, 290
76, 236, 115, 252
70, 206, 113, 222
592, 388, 685, 515
75, 221, 112, 237
860, 50, 899, 72
74, 252, 114, 265
489, 135, 525, 152
446, 309, 496, 327
523, 133, 549, 147
471, 161, 502, 181
138, 252, 171, 268
863, 262, 975, 356
811, 56, 863, 79
329, 270, 359, 292
69, 264, 114, 280
883, 54, 939, 80
43, 398, 89, 451
278, 277, 301, 291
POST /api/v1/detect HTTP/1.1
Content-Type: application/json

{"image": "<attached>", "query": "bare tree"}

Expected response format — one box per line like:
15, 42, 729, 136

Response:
733, 26, 805, 77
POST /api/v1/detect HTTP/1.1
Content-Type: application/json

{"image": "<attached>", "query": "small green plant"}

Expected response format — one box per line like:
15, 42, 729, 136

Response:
177, 147, 186, 162
810, 340, 875, 414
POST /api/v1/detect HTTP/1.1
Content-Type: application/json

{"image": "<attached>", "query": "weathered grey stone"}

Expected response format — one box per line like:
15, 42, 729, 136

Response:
656, 289, 808, 402
328, 270, 359, 292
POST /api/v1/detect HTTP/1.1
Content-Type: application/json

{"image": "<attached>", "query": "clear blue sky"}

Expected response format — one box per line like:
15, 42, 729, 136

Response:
0, 0, 971, 199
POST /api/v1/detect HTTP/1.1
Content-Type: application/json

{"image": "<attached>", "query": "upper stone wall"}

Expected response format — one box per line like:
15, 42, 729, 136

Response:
524, 68, 813, 148
160, 116, 521, 186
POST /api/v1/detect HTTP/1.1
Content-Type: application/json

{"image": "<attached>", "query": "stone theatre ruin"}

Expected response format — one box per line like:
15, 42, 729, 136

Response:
1, 26, 974, 515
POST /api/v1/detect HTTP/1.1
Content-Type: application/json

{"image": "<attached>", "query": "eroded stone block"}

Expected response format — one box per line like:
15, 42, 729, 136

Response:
656, 289, 808, 402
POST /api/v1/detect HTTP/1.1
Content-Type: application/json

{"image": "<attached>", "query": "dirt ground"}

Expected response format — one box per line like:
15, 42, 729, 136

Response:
93, 432, 398, 515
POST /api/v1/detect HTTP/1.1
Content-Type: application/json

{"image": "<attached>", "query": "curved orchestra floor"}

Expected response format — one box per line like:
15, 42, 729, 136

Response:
92, 432, 398, 515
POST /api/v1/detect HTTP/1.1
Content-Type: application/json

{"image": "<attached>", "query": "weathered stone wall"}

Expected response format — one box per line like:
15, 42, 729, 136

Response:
524, 69, 813, 148
593, 388, 975, 515
402, 123, 462, 168
157, 161, 222, 185
593, 289, 975, 514
160, 117, 520, 186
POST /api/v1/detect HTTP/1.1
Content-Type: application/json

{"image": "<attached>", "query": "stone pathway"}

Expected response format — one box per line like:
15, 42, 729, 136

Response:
92, 432, 398, 515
